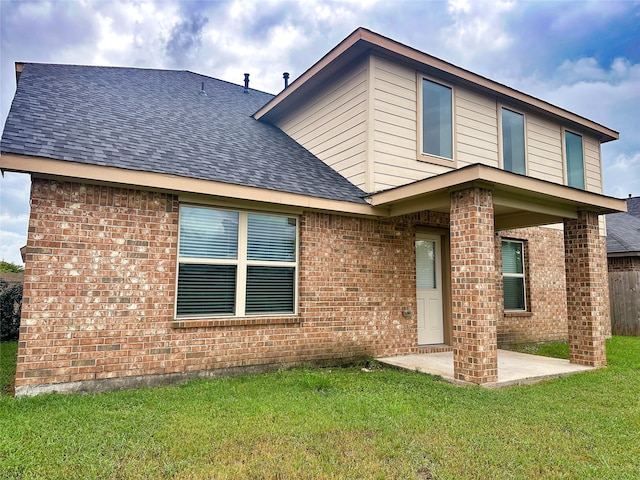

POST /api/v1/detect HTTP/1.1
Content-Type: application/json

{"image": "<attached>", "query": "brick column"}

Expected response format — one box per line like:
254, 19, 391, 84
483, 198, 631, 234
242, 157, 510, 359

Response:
450, 186, 497, 384
564, 210, 607, 367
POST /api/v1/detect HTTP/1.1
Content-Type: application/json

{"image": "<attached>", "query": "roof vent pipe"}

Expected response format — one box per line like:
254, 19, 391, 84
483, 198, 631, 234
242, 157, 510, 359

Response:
283, 72, 289, 89
200, 81, 207, 95
244, 73, 250, 93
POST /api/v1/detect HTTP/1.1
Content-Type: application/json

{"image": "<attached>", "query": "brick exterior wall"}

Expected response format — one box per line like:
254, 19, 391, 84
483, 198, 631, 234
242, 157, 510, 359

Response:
17, 180, 179, 391
17, 179, 453, 395
16, 179, 611, 394
0, 273, 24, 287
495, 227, 568, 346
608, 256, 640, 272
564, 211, 608, 367
449, 187, 498, 384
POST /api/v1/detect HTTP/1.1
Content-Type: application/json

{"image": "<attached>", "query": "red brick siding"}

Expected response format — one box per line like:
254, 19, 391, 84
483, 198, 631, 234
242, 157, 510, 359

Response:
449, 187, 497, 384
17, 179, 179, 388
564, 211, 608, 367
608, 256, 640, 272
17, 180, 453, 393
495, 227, 568, 346
599, 236, 612, 338
17, 179, 609, 393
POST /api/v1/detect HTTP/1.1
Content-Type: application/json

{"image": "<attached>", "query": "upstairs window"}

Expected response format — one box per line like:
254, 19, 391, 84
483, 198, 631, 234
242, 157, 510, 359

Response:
501, 108, 526, 175
565, 131, 585, 189
422, 78, 453, 159
502, 240, 526, 311
177, 205, 297, 318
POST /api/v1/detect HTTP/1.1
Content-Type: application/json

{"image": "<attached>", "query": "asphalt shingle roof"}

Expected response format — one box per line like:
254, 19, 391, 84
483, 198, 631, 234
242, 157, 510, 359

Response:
606, 197, 640, 254
626, 196, 640, 218
1, 63, 367, 204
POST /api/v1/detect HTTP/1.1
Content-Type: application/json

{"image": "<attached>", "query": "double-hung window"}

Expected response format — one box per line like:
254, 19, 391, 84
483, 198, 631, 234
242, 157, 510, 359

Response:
177, 205, 297, 317
565, 130, 585, 189
501, 108, 526, 175
421, 78, 453, 160
502, 240, 526, 311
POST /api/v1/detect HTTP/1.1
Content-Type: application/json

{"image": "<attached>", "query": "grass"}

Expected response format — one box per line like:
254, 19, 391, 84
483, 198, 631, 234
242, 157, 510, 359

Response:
1, 337, 639, 479
507, 339, 570, 359
0, 342, 18, 395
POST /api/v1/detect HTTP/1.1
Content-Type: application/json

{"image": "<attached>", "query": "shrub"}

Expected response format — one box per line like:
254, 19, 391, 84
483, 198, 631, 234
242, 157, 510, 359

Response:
0, 279, 22, 341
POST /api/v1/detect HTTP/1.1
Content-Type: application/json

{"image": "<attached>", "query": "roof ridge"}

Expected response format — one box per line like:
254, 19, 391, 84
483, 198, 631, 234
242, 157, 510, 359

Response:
19, 62, 185, 73
185, 70, 276, 96
19, 63, 277, 97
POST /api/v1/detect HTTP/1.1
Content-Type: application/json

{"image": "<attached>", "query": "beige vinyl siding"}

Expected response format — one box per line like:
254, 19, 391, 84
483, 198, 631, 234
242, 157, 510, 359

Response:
371, 57, 435, 190
276, 52, 605, 197
525, 116, 564, 184
584, 136, 602, 193
275, 58, 369, 189
455, 89, 499, 168
370, 58, 450, 190
371, 57, 503, 191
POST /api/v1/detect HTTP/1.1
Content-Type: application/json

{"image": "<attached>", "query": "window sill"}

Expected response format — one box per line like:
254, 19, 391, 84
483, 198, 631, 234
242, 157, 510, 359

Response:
172, 315, 302, 329
503, 311, 533, 318
416, 153, 456, 168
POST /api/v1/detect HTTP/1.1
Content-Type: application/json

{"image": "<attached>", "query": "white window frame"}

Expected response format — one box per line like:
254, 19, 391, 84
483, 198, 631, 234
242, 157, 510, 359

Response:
502, 239, 527, 312
417, 74, 456, 167
562, 128, 586, 189
498, 105, 528, 175
175, 204, 299, 319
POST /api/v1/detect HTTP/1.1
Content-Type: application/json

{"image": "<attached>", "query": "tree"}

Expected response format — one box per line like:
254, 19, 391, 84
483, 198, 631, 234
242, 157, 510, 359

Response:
0, 261, 24, 273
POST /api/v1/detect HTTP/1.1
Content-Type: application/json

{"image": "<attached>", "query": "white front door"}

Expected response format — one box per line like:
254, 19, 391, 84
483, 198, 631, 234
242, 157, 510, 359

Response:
416, 234, 444, 344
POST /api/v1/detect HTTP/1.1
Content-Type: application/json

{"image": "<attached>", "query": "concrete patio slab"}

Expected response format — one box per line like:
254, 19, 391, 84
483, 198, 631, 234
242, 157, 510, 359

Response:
377, 350, 596, 388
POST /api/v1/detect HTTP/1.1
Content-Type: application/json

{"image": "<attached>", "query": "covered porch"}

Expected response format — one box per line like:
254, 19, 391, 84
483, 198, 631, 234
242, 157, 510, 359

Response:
367, 164, 627, 384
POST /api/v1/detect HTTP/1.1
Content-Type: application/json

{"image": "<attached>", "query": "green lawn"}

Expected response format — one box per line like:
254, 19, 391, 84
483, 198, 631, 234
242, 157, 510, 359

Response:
507, 339, 571, 359
0, 341, 18, 395
1, 337, 639, 480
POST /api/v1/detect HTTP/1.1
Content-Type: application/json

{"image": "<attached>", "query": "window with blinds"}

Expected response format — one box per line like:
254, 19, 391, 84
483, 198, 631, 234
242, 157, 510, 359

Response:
416, 239, 436, 289
177, 205, 297, 318
502, 240, 526, 311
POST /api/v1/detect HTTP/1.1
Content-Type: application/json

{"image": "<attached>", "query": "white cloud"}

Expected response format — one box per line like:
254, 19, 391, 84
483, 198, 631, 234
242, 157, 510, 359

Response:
0, 173, 30, 217
603, 151, 640, 199
0, 0, 638, 261
556, 56, 635, 85
95, 14, 136, 60
445, 0, 515, 56
493, 54, 639, 197
0, 173, 30, 266
0, 229, 25, 266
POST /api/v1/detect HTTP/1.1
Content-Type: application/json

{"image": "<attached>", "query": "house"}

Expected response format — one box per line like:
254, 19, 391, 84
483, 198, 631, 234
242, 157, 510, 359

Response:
606, 196, 640, 335
0, 28, 626, 396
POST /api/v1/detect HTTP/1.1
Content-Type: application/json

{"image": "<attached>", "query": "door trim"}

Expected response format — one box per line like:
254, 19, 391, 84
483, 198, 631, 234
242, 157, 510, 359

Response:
416, 233, 444, 345
415, 228, 451, 345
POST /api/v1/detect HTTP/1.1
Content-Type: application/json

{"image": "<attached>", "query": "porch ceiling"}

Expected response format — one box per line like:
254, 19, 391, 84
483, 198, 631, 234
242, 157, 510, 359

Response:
366, 163, 627, 230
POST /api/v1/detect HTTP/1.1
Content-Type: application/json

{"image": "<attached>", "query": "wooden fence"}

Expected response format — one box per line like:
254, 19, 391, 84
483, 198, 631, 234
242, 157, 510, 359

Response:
609, 270, 640, 336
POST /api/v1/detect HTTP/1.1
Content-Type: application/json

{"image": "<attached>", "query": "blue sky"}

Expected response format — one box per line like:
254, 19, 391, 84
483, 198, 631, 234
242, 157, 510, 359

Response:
1, 0, 639, 264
